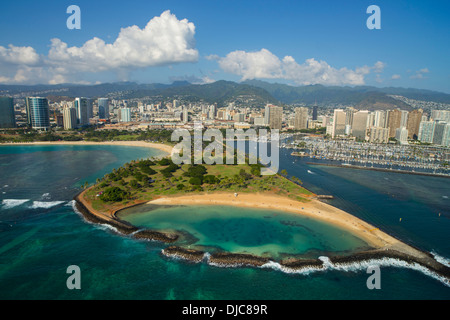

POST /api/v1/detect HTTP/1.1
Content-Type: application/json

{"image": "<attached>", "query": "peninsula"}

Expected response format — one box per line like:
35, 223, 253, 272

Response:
73, 146, 450, 280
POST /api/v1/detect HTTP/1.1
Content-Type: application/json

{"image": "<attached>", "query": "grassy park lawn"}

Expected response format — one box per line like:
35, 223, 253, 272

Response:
82, 156, 313, 215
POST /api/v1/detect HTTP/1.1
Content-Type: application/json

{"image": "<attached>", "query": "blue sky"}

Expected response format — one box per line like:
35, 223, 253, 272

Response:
0, 0, 449, 93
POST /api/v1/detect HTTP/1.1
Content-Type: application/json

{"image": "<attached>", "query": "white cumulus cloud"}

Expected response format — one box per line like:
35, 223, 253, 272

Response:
215, 48, 385, 86
0, 11, 198, 84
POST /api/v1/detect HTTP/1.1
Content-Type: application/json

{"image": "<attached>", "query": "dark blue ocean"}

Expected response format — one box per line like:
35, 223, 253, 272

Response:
0, 144, 449, 299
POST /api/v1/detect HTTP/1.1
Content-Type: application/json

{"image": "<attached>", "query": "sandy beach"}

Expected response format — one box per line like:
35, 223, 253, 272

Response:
0, 140, 173, 155
148, 192, 431, 259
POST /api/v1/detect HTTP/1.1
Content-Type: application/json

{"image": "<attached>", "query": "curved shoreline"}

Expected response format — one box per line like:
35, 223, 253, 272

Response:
0, 140, 173, 155
73, 190, 450, 282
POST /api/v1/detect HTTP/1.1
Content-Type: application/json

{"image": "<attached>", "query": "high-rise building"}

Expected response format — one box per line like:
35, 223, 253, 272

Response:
0, 97, 16, 128
395, 127, 409, 144
418, 121, 435, 143
268, 105, 282, 130
25, 97, 50, 131
431, 110, 450, 123
387, 109, 402, 138
373, 110, 387, 128
406, 109, 423, 139
264, 104, 271, 125
352, 110, 369, 140
400, 110, 409, 128
63, 106, 77, 130
294, 107, 308, 130
332, 109, 346, 138
120, 107, 131, 122
98, 98, 109, 119
442, 124, 450, 147
182, 107, 189, 123
312, 105, 318, 121
433, 122, 447, 145
369, 127, 389, 143
345, 107, 357, 126
74, 98, 92, 126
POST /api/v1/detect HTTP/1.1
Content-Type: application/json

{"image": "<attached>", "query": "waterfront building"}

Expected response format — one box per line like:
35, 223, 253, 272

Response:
294, 107, 308, 130
433, 121, 447, 145
431, 110, 450, 123
120, 107, 131, 123
368, 127, 389, 143
98, 98, 109, 119
374, 110, 387, 128
25, 97, 50, 131
345, 107, 357, 127
63, 106, 77, 130
268, 105, 282, 130
406, 109, 423, 139
332, 109, 346, 138
395, 126, 409, 144
74, 98, 92, 126
418, 121, 435, 143
0, 97, 16, 128
352, 110, 369, 140
387, 109, 402, 138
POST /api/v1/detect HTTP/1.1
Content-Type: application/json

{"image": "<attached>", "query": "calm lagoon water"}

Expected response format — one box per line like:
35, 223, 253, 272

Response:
0, 145, 449, 299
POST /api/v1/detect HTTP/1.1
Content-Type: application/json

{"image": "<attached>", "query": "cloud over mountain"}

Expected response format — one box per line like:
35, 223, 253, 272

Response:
214, 48, 385, 86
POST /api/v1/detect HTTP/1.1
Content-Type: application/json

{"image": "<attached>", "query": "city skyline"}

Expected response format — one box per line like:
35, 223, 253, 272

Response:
0, 0, 449, 93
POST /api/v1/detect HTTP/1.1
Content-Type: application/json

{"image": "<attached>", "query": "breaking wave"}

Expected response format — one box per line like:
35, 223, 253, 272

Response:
1, 199, 30, 209
29, 201, 65, 209
260, 256, 450, 287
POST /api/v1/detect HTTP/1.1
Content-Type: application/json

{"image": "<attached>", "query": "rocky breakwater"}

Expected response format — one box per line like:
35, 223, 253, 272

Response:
328, 248, 450, 279
162, 246, 206, 263
74, 194, 179, 243
133, 230, 179, 243
279, 258, 325, 271
208, 252, 271, 267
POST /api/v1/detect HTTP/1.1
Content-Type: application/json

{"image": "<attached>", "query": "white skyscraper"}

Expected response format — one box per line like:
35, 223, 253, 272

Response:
120, 107, 131, 122
74, 98, 92, 126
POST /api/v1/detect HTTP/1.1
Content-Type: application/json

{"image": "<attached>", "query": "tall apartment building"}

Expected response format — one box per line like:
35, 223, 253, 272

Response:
268, 105, 282, 130
98, 98, 109, 120
418, 121, 436, 143
294, 107, 308, 130
387, 109, 402, 138
74, 98, 92, 126
312, 105, 318, 121
25, 97, 50, 131
352, 110, 369, 140
369, 127, 389, 143
332, 109, 346, 138
120, 107, 131, 123
63, 106, 77, 130
0, 97, 16, 128
406, 109, 423, 139
373, 110, 387, 128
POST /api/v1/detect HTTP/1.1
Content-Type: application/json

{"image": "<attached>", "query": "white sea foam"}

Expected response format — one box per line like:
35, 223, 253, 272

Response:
307, 170, 315, 174
1, 199, 30, 209
40, 193, 51, 200
65, 200, 75, 207
70, 200, 123, 234
29, 201, 65, 209
431, 251, 450, 268
261, 256, 450, 287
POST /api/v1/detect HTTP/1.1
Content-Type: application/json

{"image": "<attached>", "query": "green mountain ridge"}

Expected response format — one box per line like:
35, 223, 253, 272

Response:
1, 80, 449, 110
